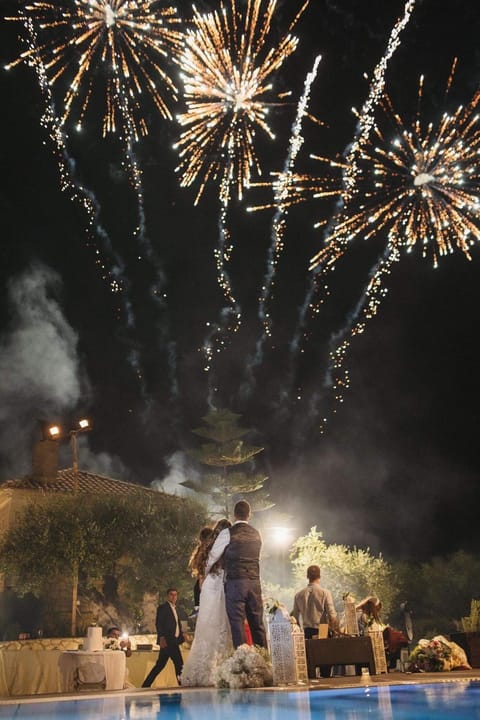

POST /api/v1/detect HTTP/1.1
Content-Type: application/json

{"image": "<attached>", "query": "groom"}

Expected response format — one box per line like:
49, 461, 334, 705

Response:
206, 499, 267, 648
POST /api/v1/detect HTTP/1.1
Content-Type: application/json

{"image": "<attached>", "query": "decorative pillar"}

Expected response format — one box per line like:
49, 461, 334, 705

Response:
343, 596, 359, 636
269, 605, 308, 685
368, 628, 388, 674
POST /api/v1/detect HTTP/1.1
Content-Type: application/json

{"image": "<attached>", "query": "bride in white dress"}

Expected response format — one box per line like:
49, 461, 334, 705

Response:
181, 519, 233, 686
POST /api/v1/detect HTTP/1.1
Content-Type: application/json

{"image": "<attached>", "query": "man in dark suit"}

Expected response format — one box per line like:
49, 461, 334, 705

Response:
142, 588, 185, 687
206, 499, 267, 649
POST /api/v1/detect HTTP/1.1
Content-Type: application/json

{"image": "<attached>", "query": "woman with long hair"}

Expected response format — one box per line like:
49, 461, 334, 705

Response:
188, 526, 214, 612
181, 518, 233, 686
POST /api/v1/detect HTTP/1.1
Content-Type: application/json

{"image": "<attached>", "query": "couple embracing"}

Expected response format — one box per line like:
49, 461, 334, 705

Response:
181, 500, 267, 686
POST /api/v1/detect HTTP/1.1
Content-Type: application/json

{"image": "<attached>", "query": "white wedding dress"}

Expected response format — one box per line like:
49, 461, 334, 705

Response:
181, 569, 233, 686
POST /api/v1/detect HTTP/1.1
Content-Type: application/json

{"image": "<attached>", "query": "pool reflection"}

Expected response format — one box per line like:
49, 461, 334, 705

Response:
1, 682, 480, 720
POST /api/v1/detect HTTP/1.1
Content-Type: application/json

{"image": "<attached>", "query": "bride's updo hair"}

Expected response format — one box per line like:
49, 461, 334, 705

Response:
213, 518, 231, 535
209, 518, 232, 575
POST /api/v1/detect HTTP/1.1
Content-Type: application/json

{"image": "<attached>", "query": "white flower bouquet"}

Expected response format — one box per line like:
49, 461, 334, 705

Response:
215, 644, 273, 689
103, 637, 121, 651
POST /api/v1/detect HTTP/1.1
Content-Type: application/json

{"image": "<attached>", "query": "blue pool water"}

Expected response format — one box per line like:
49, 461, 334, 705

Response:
1, 683, 480, 720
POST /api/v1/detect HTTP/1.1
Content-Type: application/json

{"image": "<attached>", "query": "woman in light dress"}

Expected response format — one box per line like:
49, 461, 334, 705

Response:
181, 519, 233, 686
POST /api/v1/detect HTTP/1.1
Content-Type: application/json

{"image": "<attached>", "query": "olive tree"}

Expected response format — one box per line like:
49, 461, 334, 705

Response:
290, 527, 399, 619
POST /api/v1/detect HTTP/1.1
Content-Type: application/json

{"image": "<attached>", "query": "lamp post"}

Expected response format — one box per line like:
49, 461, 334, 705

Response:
47, 418, 91, 637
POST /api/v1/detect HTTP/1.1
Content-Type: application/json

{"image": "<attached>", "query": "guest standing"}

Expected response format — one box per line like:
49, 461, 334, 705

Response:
292, 564, 338, 638
142, 588, 184, 687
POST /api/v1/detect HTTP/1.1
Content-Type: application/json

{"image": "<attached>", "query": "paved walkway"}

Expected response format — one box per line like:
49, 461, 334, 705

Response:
2, 668, 480, 703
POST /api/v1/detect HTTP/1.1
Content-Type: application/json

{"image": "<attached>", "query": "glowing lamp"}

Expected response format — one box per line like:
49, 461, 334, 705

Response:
47, 425, 61, 439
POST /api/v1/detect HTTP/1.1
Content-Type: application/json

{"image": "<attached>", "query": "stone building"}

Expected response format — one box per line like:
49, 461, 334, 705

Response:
0, 439, 162, 639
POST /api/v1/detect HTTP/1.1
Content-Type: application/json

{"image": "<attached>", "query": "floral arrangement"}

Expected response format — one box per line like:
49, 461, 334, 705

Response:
215, 644, 273, 688
103, 637, 122, 651
408, 635, 471, 672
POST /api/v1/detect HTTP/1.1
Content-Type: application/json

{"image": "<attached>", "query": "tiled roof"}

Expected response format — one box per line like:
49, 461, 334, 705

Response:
0, 469, 155, 496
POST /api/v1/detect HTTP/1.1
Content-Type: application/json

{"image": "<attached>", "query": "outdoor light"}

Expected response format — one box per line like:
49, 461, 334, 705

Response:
47, 425, 61, 439
269, 526, 295, 587
271, 526, 294, 547
45, 417, 92, 479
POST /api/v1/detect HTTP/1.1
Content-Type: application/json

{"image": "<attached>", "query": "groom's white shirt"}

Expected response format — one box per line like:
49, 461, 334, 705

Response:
205, 520, 248, 574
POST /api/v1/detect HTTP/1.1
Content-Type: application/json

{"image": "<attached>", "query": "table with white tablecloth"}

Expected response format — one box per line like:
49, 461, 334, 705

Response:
0, 648, 63, 697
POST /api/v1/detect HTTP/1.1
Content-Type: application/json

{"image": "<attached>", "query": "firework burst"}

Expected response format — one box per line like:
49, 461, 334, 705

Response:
311, 66, 480, 272
5, 0, 183, 137
174, 0, 308, 204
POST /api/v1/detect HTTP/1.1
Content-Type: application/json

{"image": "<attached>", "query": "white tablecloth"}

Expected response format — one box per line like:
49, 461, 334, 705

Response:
58, 651, 126, 691
0, 649, 63, 697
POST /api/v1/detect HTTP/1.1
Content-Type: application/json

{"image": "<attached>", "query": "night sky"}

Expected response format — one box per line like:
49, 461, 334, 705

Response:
1, 0, 479, 562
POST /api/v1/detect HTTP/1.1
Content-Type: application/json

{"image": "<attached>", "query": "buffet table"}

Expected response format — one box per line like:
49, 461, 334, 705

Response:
0, 647, 188, 697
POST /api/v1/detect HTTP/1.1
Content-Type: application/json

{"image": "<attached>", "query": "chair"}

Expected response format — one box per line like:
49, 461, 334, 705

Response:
73, 661, 106, 691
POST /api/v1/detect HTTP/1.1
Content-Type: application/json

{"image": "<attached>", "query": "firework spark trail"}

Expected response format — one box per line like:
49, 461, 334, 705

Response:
120, 110, 180, 400
275, 0, 417, 429
287, 244, 400, 457
174, 0, 307, 382
20, 19, 150, 394
202, 180, 243, 408
6, 0, 183, 138
252, 54, 322, 356
319, 243, 400, 431
342, 0, 416, 202
301, 0, 417, 280
232, 54, 323, 403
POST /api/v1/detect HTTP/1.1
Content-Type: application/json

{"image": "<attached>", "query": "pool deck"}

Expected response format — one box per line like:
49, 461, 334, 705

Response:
2, 669, 480, 704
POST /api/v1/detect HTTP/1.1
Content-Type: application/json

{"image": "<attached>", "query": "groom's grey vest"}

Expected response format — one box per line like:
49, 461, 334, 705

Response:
224, 523, 261, 580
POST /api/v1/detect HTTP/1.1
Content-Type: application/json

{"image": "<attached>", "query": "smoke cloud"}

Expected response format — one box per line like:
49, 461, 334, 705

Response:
151, 451, 200, 498
0, 262, 86, 478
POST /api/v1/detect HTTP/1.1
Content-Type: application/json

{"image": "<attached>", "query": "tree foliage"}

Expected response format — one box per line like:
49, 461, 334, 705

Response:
184, 408, 273, 518
0, 491, 206, 627
290, 527, 398, 619
394, 551, 480, 638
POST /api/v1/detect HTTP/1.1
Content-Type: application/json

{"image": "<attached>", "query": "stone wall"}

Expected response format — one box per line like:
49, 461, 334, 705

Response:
0, 634, 158, 652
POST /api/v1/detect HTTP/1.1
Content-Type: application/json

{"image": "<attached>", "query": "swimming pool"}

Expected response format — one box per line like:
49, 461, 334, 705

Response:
1, 682, 479, 720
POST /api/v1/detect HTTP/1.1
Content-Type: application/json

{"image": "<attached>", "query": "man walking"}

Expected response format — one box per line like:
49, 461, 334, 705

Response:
206, 499, 267, 648
142, 588, 185, 687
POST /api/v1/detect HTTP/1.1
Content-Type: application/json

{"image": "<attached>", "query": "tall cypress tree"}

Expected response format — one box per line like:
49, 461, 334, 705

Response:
184, 408, 273, 518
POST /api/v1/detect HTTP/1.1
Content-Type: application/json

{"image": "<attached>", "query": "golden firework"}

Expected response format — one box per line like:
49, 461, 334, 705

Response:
311, 67, 480, 271
5, 1, 183, 137
174, 0, 308, 204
